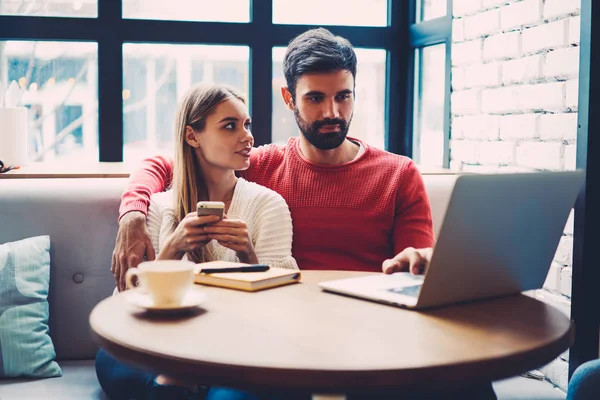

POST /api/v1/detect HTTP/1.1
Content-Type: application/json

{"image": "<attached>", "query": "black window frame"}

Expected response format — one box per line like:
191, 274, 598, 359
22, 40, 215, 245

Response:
0, 0, 412, 161
570, 0, 600, 378
407, 0, 453, 168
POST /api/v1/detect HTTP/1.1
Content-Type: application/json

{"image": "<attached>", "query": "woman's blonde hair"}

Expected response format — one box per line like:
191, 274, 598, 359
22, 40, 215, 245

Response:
172, 83, 245, 262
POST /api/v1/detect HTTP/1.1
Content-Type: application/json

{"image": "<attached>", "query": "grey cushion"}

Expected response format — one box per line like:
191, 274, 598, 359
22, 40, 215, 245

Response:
0, 179, 127, 360
494, 376, 566, 400
0, 360, 109, 399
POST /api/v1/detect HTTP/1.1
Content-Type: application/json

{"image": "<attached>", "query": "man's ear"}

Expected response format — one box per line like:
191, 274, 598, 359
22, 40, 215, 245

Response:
184, 126, 201, 148
280, 86, 294, 111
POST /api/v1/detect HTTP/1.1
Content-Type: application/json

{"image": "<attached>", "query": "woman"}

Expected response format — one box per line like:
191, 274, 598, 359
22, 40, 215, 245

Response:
95, 84, 297, 400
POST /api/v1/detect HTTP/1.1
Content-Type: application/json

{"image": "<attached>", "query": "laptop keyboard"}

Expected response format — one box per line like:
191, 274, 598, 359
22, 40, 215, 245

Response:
387, 284, 422, 298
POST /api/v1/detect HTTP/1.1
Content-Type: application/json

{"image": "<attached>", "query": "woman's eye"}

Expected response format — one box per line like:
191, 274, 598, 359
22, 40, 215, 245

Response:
244, 122, 252, 130
224, 122, 235, 130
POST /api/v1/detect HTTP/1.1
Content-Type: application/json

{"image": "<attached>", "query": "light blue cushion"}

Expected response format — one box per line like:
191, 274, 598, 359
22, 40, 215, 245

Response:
0, 235, 61, 377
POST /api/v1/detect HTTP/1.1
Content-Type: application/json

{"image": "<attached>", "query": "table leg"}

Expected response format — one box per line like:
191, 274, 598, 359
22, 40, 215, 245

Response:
312, 395, 346, 400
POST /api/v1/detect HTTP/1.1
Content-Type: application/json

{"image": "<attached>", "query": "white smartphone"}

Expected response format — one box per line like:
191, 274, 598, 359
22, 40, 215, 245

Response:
197, 201, 225, 220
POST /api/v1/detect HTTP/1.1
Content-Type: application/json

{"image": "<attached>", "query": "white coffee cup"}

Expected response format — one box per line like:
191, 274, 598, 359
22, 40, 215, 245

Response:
125, 260, 195, 307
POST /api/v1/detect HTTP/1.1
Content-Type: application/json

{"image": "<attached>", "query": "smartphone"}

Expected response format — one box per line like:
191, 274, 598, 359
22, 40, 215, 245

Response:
197, 201, 225, 220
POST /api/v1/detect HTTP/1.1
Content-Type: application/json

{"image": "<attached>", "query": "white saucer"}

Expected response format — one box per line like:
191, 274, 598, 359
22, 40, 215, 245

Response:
124, 288, 207, 312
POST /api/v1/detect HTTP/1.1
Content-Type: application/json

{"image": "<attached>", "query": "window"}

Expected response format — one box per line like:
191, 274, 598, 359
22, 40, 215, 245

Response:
122, 44, 249, 162
0, 0, 97, 18
418, 0, 448, 22
122, 0, 249, 23
414, 44, 446, 167
271, 47, 386, 148
410, 0, 452, 167
1, 40, 98, 162
0, 0, 410, 163
272, 0, 388, 27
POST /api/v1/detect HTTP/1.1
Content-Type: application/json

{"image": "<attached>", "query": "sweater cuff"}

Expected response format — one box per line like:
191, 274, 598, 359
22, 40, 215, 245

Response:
118, 201, 149, 222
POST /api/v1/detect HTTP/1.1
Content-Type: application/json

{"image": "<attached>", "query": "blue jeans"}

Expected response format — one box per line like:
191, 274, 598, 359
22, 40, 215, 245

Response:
95, 349, 250, 400
567, 359, 600, 400
95, 349, 496, 400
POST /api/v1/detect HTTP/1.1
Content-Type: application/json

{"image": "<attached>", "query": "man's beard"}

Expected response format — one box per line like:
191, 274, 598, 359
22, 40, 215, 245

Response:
294, 107, 352, 150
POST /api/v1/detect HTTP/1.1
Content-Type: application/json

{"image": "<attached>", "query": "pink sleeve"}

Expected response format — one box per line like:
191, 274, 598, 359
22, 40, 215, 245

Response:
118, 155, 174, 221
393, 161, 435, 253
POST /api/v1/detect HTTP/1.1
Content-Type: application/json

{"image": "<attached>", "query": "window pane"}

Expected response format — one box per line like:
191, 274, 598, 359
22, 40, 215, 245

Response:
414, 44, 446, 167
419, 0, 447, 22
273, 0, 388, 26
0, 41, 98, 162
272, 47, 386, 149
123, 0, 249, 22
0, 0, 97, 18
123, 44, 249, 163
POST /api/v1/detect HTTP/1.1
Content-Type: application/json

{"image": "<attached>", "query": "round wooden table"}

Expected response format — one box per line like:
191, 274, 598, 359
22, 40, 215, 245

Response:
90, 271, 573, 396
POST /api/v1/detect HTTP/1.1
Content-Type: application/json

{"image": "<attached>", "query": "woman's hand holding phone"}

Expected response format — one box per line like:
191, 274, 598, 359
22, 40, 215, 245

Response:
202, 218, 258, 264
158, 212, 221, 260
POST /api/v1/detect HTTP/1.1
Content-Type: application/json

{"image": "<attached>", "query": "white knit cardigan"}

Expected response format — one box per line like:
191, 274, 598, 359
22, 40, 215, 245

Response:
147, 178, 298, 270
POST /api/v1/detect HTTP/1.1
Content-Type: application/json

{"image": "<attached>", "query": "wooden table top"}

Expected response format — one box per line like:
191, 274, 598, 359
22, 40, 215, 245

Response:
90, 270, 573, 392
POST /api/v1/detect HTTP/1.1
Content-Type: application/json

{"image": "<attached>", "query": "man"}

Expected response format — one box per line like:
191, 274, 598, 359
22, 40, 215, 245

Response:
112, 28, 495, 399
114, 28, 433, 288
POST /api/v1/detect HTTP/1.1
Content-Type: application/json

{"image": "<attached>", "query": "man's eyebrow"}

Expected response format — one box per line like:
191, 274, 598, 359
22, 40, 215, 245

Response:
218, 117, 239, 123
302, 90, 354, 97
303, 91, 325, 97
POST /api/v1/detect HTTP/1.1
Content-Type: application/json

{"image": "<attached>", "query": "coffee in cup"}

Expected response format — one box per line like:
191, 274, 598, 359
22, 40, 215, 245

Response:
125, 260, 195, 307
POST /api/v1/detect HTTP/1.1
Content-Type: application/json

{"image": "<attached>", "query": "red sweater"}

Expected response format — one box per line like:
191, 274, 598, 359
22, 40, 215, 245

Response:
120, 137, 434, 272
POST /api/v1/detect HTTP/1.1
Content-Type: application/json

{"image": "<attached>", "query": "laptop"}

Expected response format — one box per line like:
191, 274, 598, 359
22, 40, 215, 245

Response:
319, 171, 585, 309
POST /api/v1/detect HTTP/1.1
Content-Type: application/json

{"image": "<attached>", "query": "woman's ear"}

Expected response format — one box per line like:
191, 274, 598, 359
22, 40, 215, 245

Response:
184, 126, 201, 148
281, 86, 294, 111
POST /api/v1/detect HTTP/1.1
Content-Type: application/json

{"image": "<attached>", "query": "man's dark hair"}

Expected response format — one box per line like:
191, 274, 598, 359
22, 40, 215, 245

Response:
283, 28, 357, 102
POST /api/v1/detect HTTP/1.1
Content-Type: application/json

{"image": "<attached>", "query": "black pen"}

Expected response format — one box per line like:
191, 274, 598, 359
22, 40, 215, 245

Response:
200, 264, 270, 274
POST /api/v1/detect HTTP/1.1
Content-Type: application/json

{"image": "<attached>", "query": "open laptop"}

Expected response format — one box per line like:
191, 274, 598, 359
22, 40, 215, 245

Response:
319, 171, 585, 309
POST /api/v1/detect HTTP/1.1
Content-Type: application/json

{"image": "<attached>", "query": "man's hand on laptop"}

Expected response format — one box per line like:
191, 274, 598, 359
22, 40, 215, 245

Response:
111, 211, 156, 291
382, 247, 433, 275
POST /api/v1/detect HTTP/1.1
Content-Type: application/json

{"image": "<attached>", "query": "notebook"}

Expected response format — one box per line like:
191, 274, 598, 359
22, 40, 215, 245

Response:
193, 261, 301, 292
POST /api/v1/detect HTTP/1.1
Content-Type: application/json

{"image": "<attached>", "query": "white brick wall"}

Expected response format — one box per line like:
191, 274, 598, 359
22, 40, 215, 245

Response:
564, 144, 577, 170
499, 114, 538, 140
450, 1, 580, 387
569, 16, 581, 44
453, 19, 465, 43
544, 47, 580, 79
502, 55, 542, 84
454, 0, 485, 17
452, 67, 466, 91
516, 141, 563, 170
482, 0, 510, 8
452, 89, 480, 115
454, 115, 500, 140
561, 267, 572, 297
483, 32, 520, 61
450, 140, 478, 164
566, 79, 579, 109
517, 82, 565, 111
478, 140, 515, 164
538, 113, 578, 140
544, 0, 581, 20
464, 62, 502, 88
481, 86, 517, 113
464, 9, 501, 40
452, 40, 483, 66
500, 0, 542, 31
555, 236, 574, 265
521, 20, 568, 54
